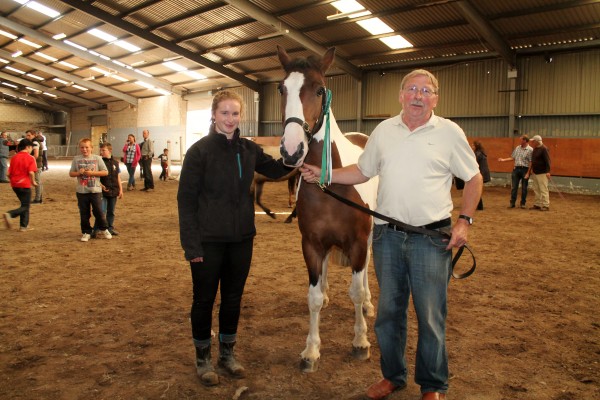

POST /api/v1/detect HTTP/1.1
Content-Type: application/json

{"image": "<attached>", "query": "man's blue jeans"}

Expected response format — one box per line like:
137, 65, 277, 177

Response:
372, 224, 451, 394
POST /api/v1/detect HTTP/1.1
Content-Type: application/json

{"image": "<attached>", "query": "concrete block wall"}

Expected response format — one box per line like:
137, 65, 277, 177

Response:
0, 102, 52, 138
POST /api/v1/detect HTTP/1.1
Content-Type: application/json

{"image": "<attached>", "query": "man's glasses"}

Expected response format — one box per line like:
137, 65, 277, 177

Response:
404, 85, 437, 98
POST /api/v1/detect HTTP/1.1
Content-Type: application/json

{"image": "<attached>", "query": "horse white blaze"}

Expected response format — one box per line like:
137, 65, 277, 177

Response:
282, 72, 309, 167
302, 279, 324, 362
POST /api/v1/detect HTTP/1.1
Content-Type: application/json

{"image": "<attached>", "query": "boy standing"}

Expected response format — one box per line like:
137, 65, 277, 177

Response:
158, 148, 169, 181
93, 143, 123, 236
4, 139, 37, 231
69, 138, 112, 242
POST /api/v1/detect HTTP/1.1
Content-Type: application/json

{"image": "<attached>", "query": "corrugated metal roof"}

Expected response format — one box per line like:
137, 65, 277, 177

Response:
0, 0, 598, 112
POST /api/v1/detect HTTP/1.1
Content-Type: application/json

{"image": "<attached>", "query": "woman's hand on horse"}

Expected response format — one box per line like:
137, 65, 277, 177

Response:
300, 163, 321, 183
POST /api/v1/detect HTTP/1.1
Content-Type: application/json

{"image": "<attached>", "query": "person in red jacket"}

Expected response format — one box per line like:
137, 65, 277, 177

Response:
4, 138, 38, 231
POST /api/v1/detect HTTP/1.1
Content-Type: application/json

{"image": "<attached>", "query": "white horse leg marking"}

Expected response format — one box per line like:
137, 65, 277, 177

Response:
362, 231, 375, 317
301, 278, 324, 371
349, 270, 370, 360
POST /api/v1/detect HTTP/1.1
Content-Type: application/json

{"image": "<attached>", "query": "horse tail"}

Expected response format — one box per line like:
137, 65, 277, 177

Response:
329, 247, 351, 267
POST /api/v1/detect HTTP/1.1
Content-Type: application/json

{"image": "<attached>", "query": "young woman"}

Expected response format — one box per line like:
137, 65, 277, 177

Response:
177, 90, 291, 386
122, 134, 141, 190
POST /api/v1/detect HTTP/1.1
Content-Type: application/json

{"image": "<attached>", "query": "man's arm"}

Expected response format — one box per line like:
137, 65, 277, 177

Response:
300, 163, 369, 185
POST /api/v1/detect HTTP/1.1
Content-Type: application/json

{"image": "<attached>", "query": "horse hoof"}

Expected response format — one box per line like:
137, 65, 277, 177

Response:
352, 346, 370, 361
300, 358, 319, 373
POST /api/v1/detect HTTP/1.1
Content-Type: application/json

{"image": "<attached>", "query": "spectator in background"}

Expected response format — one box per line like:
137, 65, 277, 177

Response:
93, 143, 123, 237
39, 131, 49, 171
498, 135, 533, 209
526, 135, 551, 211
472, 141, 491, 210
122, 134, 141, 191
0, 131, 10, 183
140, 129, 154, 192
25, 130, 43, 204
4, 138, 37, 232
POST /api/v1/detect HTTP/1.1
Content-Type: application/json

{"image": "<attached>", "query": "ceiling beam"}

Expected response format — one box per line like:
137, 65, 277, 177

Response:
0, 71, 101, 108
0, 49, 138, 105
222, 0, 362, 80
0, 16, 181, 96
56, 0, 260, 91
0, 87, 70, 113
454, 0, 516, 68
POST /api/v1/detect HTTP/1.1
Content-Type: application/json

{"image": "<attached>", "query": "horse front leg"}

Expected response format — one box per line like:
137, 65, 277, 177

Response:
362, 244, 375, 317
300, 278, 324, 372
349, 270, 371, 360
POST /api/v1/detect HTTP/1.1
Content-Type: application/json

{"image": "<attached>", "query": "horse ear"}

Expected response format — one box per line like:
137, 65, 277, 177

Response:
320, 47, 336, 74
277, 45, 292, 69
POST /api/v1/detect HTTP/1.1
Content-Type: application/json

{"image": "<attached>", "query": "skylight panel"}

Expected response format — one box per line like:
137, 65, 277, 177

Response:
26, 73, 44, 80
18, 38, 42, 48
53, 33, 66, 40
64, 40, 87, 51
357, 18, 392, 35
163, 61, 187, 72
0, 30, 18, 40
5, 66, 26, 74
111, 75, 129, 82
115, 41, 141, 53
59, 61, 78, 69
332, 0, 364, 13
35, 52, 58, 62
184, 70, 207, 80
0, 58, 9, 64
88, 29, 117, 43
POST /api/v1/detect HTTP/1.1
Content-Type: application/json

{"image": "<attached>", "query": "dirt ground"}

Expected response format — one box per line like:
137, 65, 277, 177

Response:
1, 159, 599, 400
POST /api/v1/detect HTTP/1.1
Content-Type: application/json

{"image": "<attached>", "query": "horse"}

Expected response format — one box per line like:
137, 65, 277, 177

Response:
251, 144, 299, 223
276, 45, 378, 372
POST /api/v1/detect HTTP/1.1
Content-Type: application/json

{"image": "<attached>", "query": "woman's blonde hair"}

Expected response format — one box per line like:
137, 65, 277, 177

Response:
211, 90, 244, 121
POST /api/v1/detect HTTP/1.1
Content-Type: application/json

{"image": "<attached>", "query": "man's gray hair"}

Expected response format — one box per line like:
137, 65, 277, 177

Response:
400, 69, 439, 92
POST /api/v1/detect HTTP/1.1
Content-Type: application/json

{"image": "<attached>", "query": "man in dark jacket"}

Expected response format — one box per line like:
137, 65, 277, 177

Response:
526, 135, 551, 211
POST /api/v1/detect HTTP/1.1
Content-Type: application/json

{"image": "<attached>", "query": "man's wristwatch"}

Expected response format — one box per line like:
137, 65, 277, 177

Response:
458, 214, 473, 225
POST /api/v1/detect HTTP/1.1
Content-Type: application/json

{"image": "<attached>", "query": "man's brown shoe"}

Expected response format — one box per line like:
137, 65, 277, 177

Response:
366, 378, 406, 400
421, 392, 446, 400
529, 205, 541, 210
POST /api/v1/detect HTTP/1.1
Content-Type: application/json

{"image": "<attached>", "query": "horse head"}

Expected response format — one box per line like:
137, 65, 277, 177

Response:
277, 45, 335, 167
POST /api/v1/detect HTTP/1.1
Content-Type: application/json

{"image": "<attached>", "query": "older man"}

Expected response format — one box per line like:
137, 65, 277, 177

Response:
140, 129, 155, 192
526, 135, 551, 211
0, 131, 10, 183
301, 69, 482, 400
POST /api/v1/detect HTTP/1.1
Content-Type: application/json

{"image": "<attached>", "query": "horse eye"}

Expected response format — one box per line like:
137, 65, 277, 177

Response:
317, 87, 325, 96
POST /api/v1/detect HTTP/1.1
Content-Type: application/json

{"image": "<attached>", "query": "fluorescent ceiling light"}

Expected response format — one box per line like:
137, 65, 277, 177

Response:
111, 75, 129, 82
135, 81, 154, 89
115, 40, 141, 53
258, 30, 289, 40
327, 10, 370, 20
380, 35, 413, 50
0, 58, 9, 64
332, 0, 364, 13
2, 82, 18, 88
11, 50, 23, 58
112, 60, 127, 67
130, 60, 146, 67
18, 38, 42, 48
184, 70, 207, 80
357, 18, 392, 35
72, 85, 88, 91
43, 92, 57, 98
0, 30, 18, 40
53, 33, 66, 40
6, 66, 26, 74
53, 78, 68, 84
59, 61, 78, 69
35, 52, 58, 62
26, 73, 44, 80
163, 61, 187, 72
64, 40, 87, 51
88, 28, 117, 43
26, 86, 41, 92
24, 1, 60, 18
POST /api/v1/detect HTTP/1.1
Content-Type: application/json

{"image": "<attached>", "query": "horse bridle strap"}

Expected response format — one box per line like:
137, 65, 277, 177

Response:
317, 184, 476, 279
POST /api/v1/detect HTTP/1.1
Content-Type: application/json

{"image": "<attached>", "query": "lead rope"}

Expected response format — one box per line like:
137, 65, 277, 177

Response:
319, 89, 333, 186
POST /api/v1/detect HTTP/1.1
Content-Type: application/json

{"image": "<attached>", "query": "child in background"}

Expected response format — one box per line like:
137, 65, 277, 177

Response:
93, 143, 123, 237
3, 139, 37, 232
69, 138, 111, 242
158, 148, 169, 181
